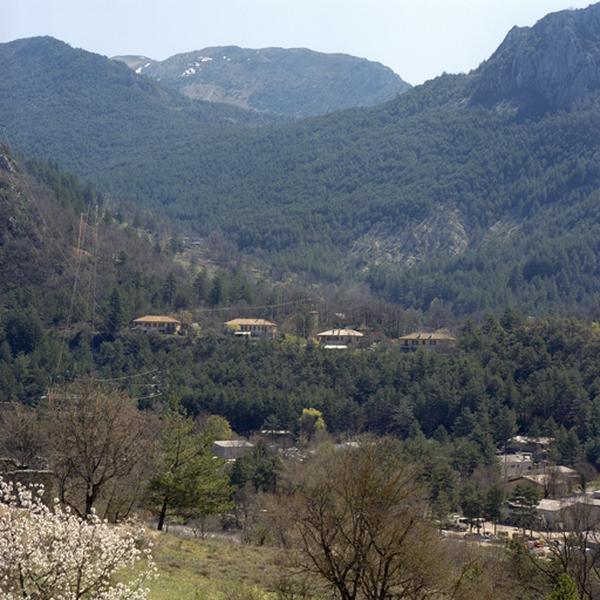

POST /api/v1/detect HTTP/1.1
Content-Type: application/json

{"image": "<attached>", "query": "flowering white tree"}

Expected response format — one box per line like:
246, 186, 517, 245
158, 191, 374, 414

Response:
0, 478, 156, 599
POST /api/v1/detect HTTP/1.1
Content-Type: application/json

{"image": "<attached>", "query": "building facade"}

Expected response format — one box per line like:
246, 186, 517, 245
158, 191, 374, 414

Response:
398, 331, 457, 351
315, 329, 364, 349
224, 318, 278, 339
132, 315, 181, 334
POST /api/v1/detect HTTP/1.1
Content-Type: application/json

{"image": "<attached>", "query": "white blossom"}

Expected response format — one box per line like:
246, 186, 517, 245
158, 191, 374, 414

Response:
0, 477, 157, 599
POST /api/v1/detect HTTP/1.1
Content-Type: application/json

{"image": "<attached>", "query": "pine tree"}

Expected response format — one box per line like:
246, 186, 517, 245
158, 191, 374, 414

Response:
208, 273, 229, 307
107, 288, 124, 334
549, 574, 581, 600
162, 273, 177, 307
193, 270, 208, 304
148, 399, 233, 531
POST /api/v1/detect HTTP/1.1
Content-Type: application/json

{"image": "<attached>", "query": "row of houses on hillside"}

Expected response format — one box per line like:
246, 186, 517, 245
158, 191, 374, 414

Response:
131, 315, 458, 351
225, 321, 368, 349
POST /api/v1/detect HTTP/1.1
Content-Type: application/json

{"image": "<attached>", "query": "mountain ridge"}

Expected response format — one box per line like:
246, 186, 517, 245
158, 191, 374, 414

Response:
3, 4, 600, 315
469, 3, 600, 113
113, 45, 410, 117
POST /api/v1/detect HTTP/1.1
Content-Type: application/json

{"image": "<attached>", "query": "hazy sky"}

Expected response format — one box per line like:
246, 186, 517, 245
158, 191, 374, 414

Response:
2, 0, 594, 85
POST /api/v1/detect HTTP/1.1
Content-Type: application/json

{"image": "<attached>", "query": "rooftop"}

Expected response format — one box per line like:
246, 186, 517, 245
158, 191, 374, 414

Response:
213, 440, 254, 448
225, 318, 276, 327
512, 474, 548, 484
548, 465, 578, 475
537, 495, 600, 512
133, 315, 180, 324
398, 331, 456, 341
316, 329, 364, 337
537, 499, 565, 512
511, 435, 554, 445
497, 453, 533, 463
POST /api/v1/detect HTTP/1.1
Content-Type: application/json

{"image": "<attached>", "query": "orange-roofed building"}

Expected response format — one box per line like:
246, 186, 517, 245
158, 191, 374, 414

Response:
315, 328, 364, 349
132, 315, 181, 334
224, 318, 277, 339
398, 331, 456, 352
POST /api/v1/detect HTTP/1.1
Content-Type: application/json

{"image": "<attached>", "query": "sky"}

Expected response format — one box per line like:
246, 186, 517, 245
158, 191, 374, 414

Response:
2, 0, 594, 85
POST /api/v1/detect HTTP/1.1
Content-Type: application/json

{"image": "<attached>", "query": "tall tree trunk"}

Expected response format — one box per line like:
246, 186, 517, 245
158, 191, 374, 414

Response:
85, 484, 97, 515
157, 496, 168, 531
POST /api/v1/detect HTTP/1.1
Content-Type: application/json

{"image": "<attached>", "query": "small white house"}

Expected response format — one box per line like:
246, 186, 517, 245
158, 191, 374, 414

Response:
498, 452, 534, 479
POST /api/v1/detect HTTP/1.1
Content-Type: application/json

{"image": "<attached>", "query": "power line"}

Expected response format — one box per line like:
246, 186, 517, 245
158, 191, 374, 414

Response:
55, 206, 93, 377
193, 297, 315, 314
74, 368, 160, 383
89, 203, 100, 331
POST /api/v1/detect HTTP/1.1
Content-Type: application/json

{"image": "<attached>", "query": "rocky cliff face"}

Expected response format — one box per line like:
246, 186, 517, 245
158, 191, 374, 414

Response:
470, 3, 600, 113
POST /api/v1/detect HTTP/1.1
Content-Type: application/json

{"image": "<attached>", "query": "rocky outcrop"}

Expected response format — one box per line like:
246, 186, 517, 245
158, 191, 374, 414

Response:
470, 3, 600, 113
352, 209, 469, 268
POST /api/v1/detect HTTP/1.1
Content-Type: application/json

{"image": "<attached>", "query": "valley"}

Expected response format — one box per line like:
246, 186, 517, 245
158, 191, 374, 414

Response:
2, 3, 600, 599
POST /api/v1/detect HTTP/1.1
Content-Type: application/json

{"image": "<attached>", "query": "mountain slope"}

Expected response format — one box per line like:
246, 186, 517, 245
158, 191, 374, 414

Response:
0, 145, 188, 325
114, 46, 410, 117
3, 4, 600, 315
112, 54, 157, 73
0, 37, 276, 173
470, 3, 600, 113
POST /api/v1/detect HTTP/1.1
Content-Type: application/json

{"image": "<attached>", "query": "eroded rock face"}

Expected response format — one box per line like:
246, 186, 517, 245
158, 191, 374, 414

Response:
470, 4, 600, 113
352, 208, 469, 268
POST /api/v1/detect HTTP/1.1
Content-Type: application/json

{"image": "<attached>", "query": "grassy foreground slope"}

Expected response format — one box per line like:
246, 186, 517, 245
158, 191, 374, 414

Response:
146, 534, 280, 599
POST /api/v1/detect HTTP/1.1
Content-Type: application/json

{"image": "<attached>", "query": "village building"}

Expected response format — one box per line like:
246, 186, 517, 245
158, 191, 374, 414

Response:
506, 466, 580, 498
212, 440, 254, 460
507, 435, 553, 459
498, 452, 534, 479
315, 328, 364, 349
398, 331, 457, 351
224, 318, 277, 339
259, 430, 295, 448
536, 494, 600, 530
132, 315, 181, 334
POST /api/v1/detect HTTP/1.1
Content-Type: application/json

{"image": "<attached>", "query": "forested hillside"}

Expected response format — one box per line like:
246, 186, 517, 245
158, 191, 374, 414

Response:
0, 37, 276, 172
115, 45, 410, 117
2, 5, 600, 316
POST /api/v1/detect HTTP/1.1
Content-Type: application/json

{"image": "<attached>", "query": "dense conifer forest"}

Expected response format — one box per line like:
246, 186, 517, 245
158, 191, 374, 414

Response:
3, 19, 600, 316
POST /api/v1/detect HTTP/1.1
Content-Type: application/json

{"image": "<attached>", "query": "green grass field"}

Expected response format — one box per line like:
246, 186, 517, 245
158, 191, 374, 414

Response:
145, 532, 282, 599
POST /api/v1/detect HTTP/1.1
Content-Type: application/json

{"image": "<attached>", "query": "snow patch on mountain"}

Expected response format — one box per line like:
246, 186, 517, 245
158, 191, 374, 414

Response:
135, 62, 151, 74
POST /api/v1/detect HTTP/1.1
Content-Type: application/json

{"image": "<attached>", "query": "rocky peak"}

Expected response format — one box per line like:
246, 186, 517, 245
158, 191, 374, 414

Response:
470, 3, 600, 114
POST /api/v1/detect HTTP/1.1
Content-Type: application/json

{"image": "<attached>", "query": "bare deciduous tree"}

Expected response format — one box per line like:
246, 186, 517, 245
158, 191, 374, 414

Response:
0, 402, 47, 467
280, 443, 447, 600
531, 501, 600, 599
45, 380, 151, 517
